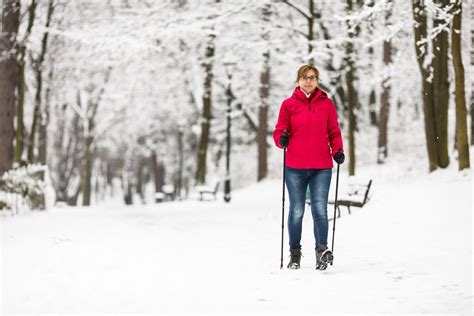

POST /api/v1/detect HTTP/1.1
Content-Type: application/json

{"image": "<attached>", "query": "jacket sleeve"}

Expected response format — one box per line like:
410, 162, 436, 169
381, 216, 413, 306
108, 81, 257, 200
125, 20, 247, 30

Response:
328, 99, 344, 155
273, 101, 290, 149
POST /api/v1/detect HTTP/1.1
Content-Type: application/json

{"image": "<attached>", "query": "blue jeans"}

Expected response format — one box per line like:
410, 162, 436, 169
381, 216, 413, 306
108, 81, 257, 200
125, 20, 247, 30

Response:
285, 167, 332, 250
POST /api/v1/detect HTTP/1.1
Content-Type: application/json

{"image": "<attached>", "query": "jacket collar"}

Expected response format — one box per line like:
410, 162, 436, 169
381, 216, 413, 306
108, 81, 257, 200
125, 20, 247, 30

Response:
293, 87, 327, 103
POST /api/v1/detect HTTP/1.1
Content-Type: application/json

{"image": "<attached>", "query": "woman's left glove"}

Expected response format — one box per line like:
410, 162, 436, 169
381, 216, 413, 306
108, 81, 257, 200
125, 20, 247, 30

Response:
279, 134, 289, 148
333, 150, 345, 164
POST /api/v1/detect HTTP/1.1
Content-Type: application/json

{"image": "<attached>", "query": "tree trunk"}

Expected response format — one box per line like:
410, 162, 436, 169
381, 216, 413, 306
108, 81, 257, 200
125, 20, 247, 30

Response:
38, 68, 52, 165
69, 184, 81, 206
0, 0, 20, 176
106, 162, 114, 197
59, 107, 82, 206
80, 69, 110, 206
345, 66, 356, 176
195, 32, 215, 184
377, 7, 392, 164
412, 0, 438, 171
150, 150, 164, 193
177, 130, 184, 199
367, 10, 377, 127
378, 82, 390, 164
69, 112, 83, 206
16, 62, 25, 163
451, 0, 470, 170
95, 168, 101, 204
257, 98, 268, 181
82, 133, 94, 206
80, 107, 95, 207
431, 0, 450, 168
307, 0, 314, 65
15, 0, 36, 163
122, 173, 133, 205
81, 98, 99, 206
28, 64, 42, 163
53, 104, 66, 202
257, 71, 269, 181
471, 5, 474, 146
257, 3, 271, 182
471, 88, 474, 146
37, 0, 55, 166
54, 104, 82, 204
345, 0, 357, 176
136, 157, 145, 202
369, 90, 377, 126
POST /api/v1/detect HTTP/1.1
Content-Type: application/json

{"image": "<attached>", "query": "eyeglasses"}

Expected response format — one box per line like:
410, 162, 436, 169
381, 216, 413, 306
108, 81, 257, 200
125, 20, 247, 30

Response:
300, 76, 318, 82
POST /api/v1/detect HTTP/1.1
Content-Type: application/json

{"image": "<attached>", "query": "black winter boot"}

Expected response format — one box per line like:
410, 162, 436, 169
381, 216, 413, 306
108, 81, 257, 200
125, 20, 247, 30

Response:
316, 245, 333, 270
287, 248, 302, 269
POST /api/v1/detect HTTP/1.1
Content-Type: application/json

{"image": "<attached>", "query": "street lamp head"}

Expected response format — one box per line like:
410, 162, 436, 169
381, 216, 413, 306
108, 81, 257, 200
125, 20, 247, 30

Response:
223, 58, 237, 78
177, 119, 187, 132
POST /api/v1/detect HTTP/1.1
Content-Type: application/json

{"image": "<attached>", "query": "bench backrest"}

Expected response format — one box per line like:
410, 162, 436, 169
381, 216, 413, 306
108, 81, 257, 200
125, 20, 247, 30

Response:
308, 178, 372, 206
213, 181, 220, 193
344, 179, 372, 205
362, 180, 372, 205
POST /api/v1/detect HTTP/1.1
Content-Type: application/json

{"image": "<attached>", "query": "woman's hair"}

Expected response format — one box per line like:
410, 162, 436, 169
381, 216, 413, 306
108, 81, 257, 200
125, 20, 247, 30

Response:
295, 64, 320, 83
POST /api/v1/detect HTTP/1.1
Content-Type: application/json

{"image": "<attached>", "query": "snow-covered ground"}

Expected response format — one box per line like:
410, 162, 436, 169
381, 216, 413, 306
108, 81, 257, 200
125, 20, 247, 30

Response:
1, 162, 472, 315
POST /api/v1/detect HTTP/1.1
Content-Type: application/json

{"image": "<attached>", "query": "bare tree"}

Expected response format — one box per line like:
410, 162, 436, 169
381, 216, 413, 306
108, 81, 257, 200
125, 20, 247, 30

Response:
451, 0, 470, 170
30, 0, 55, 164
196, 29, 216, 185
377, 2, 393, 164
471, 3, 474, 146
344, 0, 363, 176
15, 0, 36, 163
412, 0, 438, 171
280, 0, 316, 65
81, 69, 111, 206
52, 103, 82, 205
257, 3, 271, 182
431, 0, 450, 168
0, 0, 20, 175
412, 0, 451, 171
150, 150, 165, 195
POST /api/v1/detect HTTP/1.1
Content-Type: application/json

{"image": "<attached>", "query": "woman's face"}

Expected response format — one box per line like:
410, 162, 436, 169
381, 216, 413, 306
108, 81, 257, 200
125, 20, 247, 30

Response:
298, 70, 318, 94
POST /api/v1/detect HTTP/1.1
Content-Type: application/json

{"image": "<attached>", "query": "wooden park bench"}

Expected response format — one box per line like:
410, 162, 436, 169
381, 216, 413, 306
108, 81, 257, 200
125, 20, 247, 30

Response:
154, 184, 175, 203
195, 180, 220, 201
306, 179, 372, 219
162, 184, 175, 201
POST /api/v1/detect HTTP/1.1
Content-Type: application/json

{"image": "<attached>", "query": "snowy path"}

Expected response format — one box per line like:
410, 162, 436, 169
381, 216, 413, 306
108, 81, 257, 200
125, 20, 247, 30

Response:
2, 171, 472, 315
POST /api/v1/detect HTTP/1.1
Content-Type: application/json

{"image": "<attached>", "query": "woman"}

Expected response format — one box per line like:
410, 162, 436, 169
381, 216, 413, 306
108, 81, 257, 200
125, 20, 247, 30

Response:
273, 64, 344, 270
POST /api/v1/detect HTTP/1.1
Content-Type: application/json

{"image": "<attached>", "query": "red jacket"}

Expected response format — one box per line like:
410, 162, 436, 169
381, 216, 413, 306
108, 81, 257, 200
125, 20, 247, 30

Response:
273, 87, 344, 169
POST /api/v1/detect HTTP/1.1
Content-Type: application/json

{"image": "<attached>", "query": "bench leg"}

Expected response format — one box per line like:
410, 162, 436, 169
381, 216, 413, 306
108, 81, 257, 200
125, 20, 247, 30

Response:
347, 205, 351, 215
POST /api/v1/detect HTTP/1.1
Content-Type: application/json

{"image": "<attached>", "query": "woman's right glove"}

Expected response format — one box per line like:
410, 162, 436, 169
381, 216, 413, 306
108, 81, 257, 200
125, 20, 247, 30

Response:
333, 150, 345, 164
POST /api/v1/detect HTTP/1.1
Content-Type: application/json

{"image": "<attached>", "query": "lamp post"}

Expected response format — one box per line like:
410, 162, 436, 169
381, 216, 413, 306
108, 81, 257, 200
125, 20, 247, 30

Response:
223, 60, 236, 203
177, 120, 185, 201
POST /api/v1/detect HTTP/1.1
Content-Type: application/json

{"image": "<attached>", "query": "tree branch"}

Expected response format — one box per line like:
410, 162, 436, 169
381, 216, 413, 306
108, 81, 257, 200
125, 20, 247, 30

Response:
279, 0, 311, 20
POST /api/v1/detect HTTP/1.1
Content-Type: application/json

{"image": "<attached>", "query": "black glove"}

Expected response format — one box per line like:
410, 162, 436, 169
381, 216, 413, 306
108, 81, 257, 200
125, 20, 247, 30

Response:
279, 134, 289, 148
333, 150, 345, 164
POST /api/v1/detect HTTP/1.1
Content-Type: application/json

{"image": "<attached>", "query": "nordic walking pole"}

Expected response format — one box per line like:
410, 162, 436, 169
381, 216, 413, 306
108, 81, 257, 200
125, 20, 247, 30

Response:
280, 146, 287, 269
330, 160, 341, 266
280, 129, 288, 269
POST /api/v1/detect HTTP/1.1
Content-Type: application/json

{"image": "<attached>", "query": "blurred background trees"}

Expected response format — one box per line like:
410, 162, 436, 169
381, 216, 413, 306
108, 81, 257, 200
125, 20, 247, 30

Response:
0, 0, 471, 208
